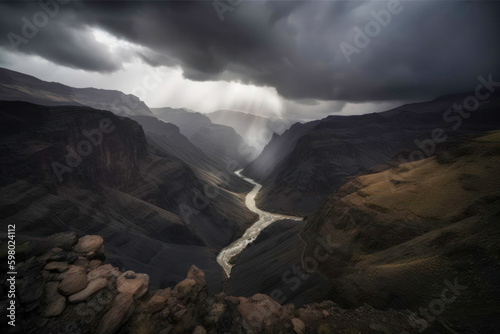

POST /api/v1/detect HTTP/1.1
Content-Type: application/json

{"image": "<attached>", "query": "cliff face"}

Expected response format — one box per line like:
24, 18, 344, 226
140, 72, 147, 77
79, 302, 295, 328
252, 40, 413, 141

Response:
300, 131, 500, 330
0, 101, 255, 291
0, 67, 153, 116
4, 233, 422, 334
243, 93, 500, 215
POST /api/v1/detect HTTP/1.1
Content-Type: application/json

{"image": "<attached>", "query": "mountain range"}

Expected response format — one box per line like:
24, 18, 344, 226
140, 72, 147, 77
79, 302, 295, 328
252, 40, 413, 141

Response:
243, 92, 500, 215
1, 67, 500, 333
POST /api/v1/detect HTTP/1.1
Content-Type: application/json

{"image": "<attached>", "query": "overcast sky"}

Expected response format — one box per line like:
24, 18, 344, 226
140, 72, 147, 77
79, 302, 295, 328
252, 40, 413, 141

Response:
1, 0, 499, 120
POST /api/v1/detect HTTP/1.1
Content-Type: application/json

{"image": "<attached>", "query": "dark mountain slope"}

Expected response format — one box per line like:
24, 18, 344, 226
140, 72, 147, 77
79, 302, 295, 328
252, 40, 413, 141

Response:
0, 101, 254, 291
225, 220, 334, 307
300, 131, 500, 330
244, 93, 500, 214
152, 107, 255, 167
0, 67, 152, 116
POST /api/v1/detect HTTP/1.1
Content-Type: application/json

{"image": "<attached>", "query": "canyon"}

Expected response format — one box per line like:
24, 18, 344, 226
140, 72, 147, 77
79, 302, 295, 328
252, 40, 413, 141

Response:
1, 67, 500, 333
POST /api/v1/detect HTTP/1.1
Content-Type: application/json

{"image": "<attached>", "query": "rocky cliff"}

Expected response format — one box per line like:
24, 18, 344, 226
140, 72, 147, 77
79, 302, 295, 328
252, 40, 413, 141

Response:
0, 232, 422, 334
0, 101, 256, 291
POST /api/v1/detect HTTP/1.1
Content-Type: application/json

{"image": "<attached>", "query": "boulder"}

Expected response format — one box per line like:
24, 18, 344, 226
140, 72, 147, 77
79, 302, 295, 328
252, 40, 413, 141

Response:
58, 266, 88, 296
43, 297, 66, 318
87, 264, 121, 281
140, 288, 172, 313
43, 261, 69, 273
237, 294, 282, 331
173, 278, 197, 300
187, 265, 206, 286
74, 235, 104, 254
68, 277, 108, 303
116, 271, 149, 300
96, 293, 135, 334
43, 282, 66, 317
192, 325, 207, 334
89, 259, 102, 270
291, 318, 306, 334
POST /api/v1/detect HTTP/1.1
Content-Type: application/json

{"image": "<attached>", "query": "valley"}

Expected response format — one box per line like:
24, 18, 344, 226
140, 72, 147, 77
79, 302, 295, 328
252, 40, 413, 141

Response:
216, 170, 303, 277
1, 67, 499, 334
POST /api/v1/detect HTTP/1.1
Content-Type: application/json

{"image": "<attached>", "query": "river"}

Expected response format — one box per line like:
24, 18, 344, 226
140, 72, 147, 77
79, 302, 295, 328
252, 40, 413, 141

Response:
216, 169, 303, 277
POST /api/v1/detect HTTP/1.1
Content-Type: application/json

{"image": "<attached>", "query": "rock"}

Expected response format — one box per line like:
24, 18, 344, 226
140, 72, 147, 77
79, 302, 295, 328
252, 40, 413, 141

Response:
90, 259, 102, 270
192, 325, 207, 334
116, 271, 149, 300
161, 306, 171, 319
291, 318, 306, 334
66, 252, 78, 264
74, 235, 104, 254
225, 296, 241, 305
87, 264, 121, 281
173, 306, 187, 322
187, 265, 206, 286
237, 294, 282, 331
58, 266, 88, 296
74, 257, 90, 270
46, 232, 78, 251
41, 270, 63, 282
68, 277, 108, 303
203, 301, 227, 326
43, 297, 66, 317
43, 282, 66, 317
173, 278, 197, 300
96, 293, 135, 334
43, 261, 69, 273
141, 288, 172, 313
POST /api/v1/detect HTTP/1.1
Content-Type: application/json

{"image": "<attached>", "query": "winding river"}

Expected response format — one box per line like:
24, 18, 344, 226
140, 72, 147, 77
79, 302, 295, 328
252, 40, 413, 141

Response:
216, 170, 303, 277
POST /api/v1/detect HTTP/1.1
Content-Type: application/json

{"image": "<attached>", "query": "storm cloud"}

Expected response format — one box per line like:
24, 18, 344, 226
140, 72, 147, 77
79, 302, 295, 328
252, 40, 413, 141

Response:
1, 0, 499, 105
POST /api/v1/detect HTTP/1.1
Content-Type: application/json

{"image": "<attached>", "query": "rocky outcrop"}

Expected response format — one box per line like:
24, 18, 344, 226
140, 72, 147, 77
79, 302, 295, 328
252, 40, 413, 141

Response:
7, 233, 422, 334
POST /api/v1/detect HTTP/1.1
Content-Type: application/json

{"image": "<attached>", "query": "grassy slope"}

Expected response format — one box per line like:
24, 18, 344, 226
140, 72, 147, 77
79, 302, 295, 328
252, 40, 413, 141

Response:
301, 131, 500, 331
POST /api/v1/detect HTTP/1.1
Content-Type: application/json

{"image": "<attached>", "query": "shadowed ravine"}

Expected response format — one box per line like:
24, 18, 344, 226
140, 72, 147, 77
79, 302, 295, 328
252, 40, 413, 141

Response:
217, 170, 303, 277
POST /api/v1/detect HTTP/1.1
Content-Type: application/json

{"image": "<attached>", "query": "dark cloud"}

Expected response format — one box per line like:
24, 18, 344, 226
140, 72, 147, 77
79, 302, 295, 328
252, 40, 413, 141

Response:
1, 0, 499, 103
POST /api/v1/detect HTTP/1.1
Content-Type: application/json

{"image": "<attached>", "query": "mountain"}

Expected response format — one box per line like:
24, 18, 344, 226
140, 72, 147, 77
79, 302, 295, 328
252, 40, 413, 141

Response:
151, 107, 212, 138
300, 130, 500, 330
128, 115, 257, 224
207, 110, 299, 151
0, 101, 256, 291
0, 67, 152, 117
152, 107, 255, 167
13, 131, 499, 333
243, 93, 500, 215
